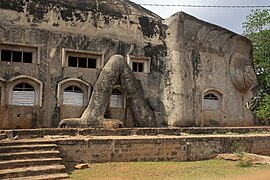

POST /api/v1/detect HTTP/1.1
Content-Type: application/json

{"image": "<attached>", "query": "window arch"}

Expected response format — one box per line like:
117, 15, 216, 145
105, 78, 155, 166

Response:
63, 85, 84, 106
7, 76, 43, 107
202, 90, 223, 110
12, 83, 35, 106
57, 78, 91, 107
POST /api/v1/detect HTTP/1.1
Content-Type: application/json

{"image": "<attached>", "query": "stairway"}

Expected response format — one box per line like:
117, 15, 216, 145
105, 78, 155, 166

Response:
0, 132, 6, 140
0, 139, 69, 180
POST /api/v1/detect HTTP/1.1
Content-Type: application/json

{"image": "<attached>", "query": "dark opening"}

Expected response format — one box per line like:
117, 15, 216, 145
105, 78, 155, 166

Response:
132, 62, 144, 72
13, 51, 22, 62
88, 58, 96, 68
1, 50, 33, 63
68, 56, 77, 67
78, 57, 87, 68
23, 52, 33, 63
138, 63, 144, 72
64, 86, 83, 93
132, 62, 138, 72
14, 83, 34, 91
112, 89, 122, 95
204, 93, 218, 100
1, 50, 12, 62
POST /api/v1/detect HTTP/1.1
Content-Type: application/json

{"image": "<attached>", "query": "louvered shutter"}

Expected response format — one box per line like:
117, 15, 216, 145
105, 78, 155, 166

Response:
203, 99, 220, 109
12, 91, 35, 106
63, 92, 84, 106
110, 95, 123, 108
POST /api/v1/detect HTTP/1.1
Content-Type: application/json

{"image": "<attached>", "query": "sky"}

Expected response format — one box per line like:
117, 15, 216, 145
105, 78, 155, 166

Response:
130, 0, 270, 34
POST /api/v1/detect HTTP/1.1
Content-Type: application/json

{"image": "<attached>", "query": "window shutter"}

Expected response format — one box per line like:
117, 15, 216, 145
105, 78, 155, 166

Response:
12, 91, 35, 106
203, 99, 220, 109
63, 92, 84, 106
110, 95, 123, 108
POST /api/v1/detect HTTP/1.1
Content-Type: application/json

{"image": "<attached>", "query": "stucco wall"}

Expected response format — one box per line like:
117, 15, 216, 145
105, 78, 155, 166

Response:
0, 23, 166, 128
0, 1, 257, 128
163, 12, 257, 127
57, 135, 270, 163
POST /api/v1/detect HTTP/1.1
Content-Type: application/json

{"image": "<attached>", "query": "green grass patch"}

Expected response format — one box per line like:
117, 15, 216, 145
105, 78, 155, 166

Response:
69, 159, 270, 180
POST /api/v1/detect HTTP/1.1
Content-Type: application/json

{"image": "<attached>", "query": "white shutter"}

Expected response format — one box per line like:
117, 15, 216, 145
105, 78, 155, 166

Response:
12, 91, 35, 106
110, 95, 123, 108
203, 99, 220, 110
63, 92, 84, 106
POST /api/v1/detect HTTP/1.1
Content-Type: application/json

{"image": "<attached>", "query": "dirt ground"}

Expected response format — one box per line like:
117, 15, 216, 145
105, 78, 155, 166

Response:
69, 160, 270, 180
227, 171, 270, 180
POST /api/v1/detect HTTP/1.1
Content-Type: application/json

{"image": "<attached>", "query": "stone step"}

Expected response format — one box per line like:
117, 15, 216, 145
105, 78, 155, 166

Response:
0, 158, 63, 169
0, 133, 6, 140
0, 144, 58, 153
0, 139, 56, 146
0, 164, 67, 179
2, 173, 69, 180
0, 150, 60, 161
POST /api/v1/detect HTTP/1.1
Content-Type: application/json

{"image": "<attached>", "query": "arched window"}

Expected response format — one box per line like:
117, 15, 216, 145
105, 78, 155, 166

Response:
63, 86, 84, 106
12, 83, 35, 106
110, 89, 124, 108
203, 93, 221, 110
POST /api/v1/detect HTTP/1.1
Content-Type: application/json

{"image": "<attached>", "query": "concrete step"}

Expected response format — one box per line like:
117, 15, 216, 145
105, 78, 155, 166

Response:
0, 139, 68, 179
0, 144, 58, 153
0, 158, 63, 169
0, 139, 56, 146
0, 164, 67, 179
0, 150, 60, 160
0, 133, 6, 140
3, 173, 69, 180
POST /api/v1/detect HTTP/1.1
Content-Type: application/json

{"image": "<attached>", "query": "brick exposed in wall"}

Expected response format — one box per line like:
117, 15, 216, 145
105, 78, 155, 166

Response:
56, 135, 270, 163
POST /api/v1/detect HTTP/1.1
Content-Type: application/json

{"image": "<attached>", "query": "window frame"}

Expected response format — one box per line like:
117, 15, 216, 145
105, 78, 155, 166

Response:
63, 85, 84, 106
0, 43, 40, 64
110, 89, 125, 108
12, 83, 36, 106
127, 55, 151, 74
57, 78, 91, 107
7, 76, 43, 107
62, 48, 104, 69
202, 90, 223, 110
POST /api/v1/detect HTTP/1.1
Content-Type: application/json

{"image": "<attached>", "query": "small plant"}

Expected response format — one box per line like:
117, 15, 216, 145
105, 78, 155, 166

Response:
238, 159, 253, 168
235, 152, 253, 168
229, 141, 240, 153
234, 151, 244, 158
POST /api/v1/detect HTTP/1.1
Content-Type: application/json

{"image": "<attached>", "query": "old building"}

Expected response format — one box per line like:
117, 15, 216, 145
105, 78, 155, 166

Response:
0, 0, 257, 129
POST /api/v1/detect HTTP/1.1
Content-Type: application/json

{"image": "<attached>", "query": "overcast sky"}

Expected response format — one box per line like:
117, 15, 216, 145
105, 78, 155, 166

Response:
131, 0, 270, 34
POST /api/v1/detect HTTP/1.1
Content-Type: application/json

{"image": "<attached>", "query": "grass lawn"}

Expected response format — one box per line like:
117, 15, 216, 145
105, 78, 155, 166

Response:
69, 159, 270, 180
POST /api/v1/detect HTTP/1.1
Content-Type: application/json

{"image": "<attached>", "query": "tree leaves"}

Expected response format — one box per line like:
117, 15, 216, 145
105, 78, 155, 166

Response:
243, 9, 270, 123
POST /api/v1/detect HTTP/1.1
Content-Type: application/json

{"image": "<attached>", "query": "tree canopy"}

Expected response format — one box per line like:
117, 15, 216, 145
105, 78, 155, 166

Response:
242, 9, 270, 124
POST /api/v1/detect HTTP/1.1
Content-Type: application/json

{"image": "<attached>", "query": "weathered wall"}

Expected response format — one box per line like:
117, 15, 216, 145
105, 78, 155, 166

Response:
0, 0, 164, 44
163, 12, 257, 127
0, 24, 166, 128
57, 135, 270, 163
0, 1, 257, 129
0, 106, 40, 129
0, 0, 167, 128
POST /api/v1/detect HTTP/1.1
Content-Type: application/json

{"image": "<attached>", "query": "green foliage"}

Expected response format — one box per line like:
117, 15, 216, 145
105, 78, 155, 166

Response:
238, 159, 253, 168
243, 9, 270, 123
255, 93, 270, 124
229, 142, 240, 153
